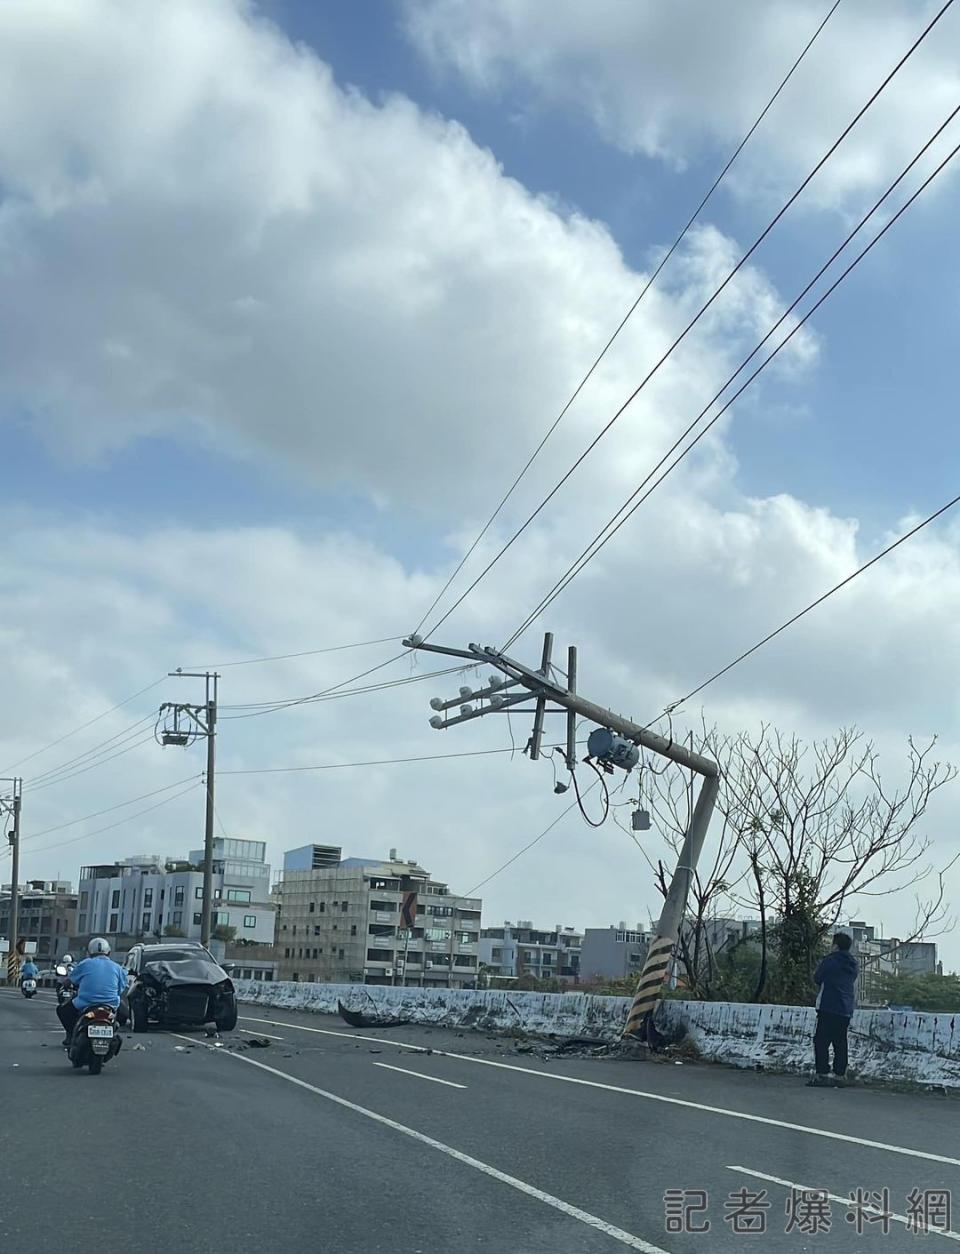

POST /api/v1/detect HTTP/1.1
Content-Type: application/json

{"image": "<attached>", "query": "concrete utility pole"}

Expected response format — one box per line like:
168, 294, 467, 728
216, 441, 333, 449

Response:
159, 672, 219, 947
1, 778, 22, 985
403, 633, 720, 1039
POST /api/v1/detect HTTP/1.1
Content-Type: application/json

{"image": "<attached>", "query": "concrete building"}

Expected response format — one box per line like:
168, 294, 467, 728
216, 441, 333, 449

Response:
0, 880, 77, 965
580, 925, 651, 982
75, 837, 275, 952
478, 922, 582, 983
275, 844, 482, 986
846, 920, 939, 1003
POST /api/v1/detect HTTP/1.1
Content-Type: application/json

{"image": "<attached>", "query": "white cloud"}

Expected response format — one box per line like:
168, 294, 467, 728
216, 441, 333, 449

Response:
404, 0, 960, 210
0, 0, 815, 513
0, 1, 957, 966
3, 501, 960, 963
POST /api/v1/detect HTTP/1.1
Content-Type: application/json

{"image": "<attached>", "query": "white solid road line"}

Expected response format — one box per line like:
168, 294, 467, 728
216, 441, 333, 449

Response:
237, 1015, 960, 1171
170, 1033, 670, 1253
372, 1061, 467, 1089
727, 1166, 960, 1243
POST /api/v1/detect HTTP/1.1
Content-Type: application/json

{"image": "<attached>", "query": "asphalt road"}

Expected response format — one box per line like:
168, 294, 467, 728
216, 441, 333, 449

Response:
1, 990, 958, 1253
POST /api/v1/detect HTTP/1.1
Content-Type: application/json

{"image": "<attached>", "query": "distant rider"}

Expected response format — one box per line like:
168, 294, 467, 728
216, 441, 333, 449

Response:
56, 938, 128, 1047
20, 958, 39, 986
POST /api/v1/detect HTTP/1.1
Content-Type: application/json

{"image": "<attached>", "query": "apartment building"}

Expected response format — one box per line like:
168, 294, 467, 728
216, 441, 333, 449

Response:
478, 921, 582, 983
75, 837, 275, 950
847, 919, 939, 1003
0, 880, 77, 964
580, 925, 651, 981
275, 845, 482, 986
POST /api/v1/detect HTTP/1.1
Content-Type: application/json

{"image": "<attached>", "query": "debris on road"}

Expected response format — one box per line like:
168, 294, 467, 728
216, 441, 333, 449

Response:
246, 1037, 271, 1048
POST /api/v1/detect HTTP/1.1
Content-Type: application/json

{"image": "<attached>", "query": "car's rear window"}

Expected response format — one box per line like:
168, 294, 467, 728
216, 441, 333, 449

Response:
142, 948, 214, 966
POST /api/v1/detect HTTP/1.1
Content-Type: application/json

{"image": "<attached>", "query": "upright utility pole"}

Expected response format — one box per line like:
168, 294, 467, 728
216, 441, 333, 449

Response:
403, 634, 720, 1040
159, 672, 219, 947
1, 778, 22, 985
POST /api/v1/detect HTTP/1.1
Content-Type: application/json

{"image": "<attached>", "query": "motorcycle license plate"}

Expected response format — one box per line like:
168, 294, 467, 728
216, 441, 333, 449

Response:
88, 1025, 114, 1039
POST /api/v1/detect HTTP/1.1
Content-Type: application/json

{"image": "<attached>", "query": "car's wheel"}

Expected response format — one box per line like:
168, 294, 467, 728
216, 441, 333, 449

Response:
88, 1055, 103, 1075
130, 996, 149, 1034
215, 1001, 238, 1033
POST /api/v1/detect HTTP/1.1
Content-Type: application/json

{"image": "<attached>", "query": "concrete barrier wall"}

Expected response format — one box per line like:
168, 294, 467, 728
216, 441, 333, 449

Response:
235, 981, 960, 1088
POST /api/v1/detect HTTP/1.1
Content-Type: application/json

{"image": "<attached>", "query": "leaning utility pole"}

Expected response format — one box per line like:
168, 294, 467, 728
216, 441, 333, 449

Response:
158, 672, 219, 947
403, 633, 720, 1040
1, 778, 22, 986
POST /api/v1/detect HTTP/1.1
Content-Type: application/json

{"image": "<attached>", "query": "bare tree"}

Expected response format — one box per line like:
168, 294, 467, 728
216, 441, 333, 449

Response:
642, 722, 957, 1003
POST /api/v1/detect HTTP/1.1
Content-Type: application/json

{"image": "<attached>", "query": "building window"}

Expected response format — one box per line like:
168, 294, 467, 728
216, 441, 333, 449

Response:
143, 888, 153, 908
111, 890, 121, 909
109, 913, 119, 931
141, 912, 151, 931
79, 891, 89, 909
319, 902, 325, 913
292, 925, 297, 936
193, 912, 202, 926
244, 915, 256, 929
350, 924, 357, 937
370, 899, 396, 913
77, 914, 87, 932
341, 901, 348, 913
309, 902, 315, 913
338, 948, 344, 959
367, 948, 392, 962
312, 948, 319, 959
227, 889, 251, 904
195, 887, 204, 899
292, 973, 299, 982
215, 911, 230, 926
313, 925, 322, 937
284, 948, 290, 958
174, 886, 184, 907
172, 911, 182, 927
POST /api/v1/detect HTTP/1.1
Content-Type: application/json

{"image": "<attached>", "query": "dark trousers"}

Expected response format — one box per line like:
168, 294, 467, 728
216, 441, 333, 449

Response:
57, 999, 79, 1042
814, 1010, 850, 1076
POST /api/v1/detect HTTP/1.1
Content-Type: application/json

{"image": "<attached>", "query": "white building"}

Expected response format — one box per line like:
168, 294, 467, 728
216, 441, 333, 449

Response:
478, 922, 582, 983
76, 837, 276, 952
276, 845, 482, 986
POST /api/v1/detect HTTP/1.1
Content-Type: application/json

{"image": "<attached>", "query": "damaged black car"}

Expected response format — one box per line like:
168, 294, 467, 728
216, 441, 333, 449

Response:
124, 942, 239, 1033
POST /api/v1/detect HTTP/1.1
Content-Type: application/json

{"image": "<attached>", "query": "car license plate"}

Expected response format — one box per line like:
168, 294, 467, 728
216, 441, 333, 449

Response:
88, 1024, 114, 1038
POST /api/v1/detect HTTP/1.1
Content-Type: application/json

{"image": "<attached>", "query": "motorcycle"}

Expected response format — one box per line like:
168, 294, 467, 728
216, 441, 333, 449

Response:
67, 1003, 122, 1075
55, 963, 73, 1006
21, 978, 37, 999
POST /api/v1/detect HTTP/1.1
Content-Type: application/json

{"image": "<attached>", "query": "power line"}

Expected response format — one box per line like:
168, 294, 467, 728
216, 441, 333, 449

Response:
218, 743, 582, 777
462, 781, 598, 897
26, 732, 159, 793
663, 490, 960, 712
420, 0, 955, 640
20, 781, 203, 860
0, 676, 167, 775
216, 650, 415, 721
25, 714, 157, 787
16, 774, 203, 846
219, 664, 468, 716
412, 0, 842, 637
181, 635, 403, 669
505, 112, 960, 646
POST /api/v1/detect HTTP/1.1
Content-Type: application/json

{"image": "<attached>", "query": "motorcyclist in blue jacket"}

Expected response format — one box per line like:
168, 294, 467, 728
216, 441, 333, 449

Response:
56, 937, 128, 1047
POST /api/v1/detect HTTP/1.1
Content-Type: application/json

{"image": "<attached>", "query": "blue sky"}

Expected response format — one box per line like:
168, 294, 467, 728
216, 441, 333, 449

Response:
3, 0, 960, 959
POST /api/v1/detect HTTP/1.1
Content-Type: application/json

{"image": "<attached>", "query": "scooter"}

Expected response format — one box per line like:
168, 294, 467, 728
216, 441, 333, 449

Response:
21, 978, 37, 999
55, 964, 73, 1006
67, 1003, 122, 1075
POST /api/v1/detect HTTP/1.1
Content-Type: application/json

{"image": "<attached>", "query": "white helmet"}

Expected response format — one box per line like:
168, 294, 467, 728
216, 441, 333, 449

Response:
62, 954, 74, 965
87, 937, 111, 957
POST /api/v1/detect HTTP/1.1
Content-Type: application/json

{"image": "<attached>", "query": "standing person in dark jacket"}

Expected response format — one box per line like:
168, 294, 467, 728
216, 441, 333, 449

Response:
808, 932, 858, 1088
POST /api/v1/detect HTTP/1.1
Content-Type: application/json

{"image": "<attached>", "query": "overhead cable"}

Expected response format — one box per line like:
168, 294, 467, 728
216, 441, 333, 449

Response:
412, 0, 843, 636
663, 490, 960, 712
505, 112, 960, 645
0, 676, 166, 775
421, 0, 955, 640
